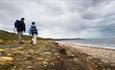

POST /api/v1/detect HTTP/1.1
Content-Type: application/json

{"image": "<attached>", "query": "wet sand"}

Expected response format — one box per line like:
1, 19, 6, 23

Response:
58, 42, 115, 64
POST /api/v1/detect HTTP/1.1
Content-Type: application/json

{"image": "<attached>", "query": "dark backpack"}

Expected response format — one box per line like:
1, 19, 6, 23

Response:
15, 20, 20, 28
31, 25, 37, 34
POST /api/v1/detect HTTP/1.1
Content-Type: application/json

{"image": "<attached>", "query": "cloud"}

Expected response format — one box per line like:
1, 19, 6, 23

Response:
0, 0, 115, 38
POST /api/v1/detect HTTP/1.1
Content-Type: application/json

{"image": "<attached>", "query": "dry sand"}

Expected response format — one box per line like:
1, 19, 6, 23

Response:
58, 42, 115, 64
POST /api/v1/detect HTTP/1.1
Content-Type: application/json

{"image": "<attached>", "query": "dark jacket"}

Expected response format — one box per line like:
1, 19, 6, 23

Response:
17, 20, 26, 32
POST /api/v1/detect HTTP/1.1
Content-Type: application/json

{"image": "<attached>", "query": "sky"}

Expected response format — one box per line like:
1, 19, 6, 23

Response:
0, 0, 115, 39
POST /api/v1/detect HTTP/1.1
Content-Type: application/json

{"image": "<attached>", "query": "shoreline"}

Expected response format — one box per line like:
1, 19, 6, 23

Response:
57, 41, 115, 64
56, 41, 115, 50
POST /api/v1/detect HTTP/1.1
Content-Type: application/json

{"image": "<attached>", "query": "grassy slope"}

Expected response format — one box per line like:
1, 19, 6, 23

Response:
0, 30, 115, 70
0, 30, 44, 41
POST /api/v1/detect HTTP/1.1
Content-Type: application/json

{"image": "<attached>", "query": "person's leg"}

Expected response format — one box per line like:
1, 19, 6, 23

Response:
18, 32, 23, 44
18, 32, 21, 43
33, 34, 37, 44
31, 35, 33, 44
21, 32, 23, 42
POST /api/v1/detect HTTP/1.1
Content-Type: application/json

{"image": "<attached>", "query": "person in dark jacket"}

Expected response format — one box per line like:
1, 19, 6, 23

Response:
14, 18, 26, 44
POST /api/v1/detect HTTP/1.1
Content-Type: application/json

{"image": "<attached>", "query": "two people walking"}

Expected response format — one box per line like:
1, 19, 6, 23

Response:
14, 18, 38, 45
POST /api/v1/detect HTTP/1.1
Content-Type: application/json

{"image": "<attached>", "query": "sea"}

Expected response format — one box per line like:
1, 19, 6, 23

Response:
60, 38, 115, 49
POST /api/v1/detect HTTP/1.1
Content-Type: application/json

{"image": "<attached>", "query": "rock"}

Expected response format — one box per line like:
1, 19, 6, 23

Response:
57, 55, 61, 59
28, 49, 34, 53
26, 65, 33, 69
12, 51, 24, 56
42, 61, 48, 65
54, 42, 59, 46
5, 40, 12, 44
24, 61, 32, 65
40, 52, 53, 60
44, 59, 49, 61
40, 52, 52, 56
25, 55, 33, 60
0, 39, 5, 44
35, 51, 39, 54
43, 52, 52, 55
0, 57, 13, 65
11, 48, 17, 51
0, 49, 6, 56
68, 55, 75, 58
0, 49, 5, 53
36, 57, 44, 61
58, 48, 67, 54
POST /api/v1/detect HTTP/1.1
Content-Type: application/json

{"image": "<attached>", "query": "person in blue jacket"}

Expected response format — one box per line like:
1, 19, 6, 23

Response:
29, 22, 38, 44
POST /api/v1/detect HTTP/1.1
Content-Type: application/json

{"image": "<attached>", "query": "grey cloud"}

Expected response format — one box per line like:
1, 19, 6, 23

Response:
0, 0, 115, 38
0, 1, 22, 15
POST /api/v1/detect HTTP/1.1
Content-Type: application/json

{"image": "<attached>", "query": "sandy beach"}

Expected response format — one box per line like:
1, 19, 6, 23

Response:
58, 41, 115, 64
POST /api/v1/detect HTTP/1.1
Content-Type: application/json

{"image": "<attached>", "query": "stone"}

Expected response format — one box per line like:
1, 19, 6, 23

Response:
11, 48, 17, 51
12, 51, 24, 55
5, 40, 12, 44
42, 61, 48, 65
25, 55, 33, 60
68, 55, 75, 58
43, 52, 52, 55
54, 53, 59, 56
54, 42, 59, 46
40, 52, 53, 60
58, 48, 67, 54
36, 57, 44, 61
40, 52, 52, 56
0, 39, 5, 44
44, 59, 49, 61
0, 57, 13, 65
26, 65, 33, 69
35, 51, 39, 54
0, 49, 5, 53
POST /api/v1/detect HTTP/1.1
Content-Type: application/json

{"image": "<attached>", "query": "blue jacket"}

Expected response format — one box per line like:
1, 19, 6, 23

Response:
29, 25, 38, 35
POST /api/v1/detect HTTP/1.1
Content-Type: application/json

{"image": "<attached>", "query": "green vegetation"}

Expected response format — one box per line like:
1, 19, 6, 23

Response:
0, 30, 31, 40
0, 30, 44, 41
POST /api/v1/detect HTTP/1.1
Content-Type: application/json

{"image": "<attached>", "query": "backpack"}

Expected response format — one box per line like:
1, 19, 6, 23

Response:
15, 20, 20, 28
31, 25, 37, 34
